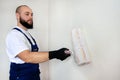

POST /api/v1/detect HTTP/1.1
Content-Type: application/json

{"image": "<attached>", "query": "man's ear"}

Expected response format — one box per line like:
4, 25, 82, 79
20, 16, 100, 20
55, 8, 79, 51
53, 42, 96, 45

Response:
16, 13, 20, 21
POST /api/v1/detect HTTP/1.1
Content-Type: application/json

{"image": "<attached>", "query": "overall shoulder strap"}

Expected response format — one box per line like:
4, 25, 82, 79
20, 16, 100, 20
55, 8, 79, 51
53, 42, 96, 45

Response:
13, 28, 33, 45
13, 28, 39, 52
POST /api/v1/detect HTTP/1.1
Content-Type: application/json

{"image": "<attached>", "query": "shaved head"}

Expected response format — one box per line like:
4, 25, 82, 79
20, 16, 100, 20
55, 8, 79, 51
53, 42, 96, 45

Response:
16, 5, 29, 13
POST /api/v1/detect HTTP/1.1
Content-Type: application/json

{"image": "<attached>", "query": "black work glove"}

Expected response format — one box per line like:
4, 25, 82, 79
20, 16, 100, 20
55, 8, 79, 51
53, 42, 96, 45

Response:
49, 48, 71, 61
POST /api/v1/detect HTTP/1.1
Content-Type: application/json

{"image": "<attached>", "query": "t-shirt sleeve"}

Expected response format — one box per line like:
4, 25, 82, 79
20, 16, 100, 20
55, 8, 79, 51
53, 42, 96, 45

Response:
6, 32, 30, 58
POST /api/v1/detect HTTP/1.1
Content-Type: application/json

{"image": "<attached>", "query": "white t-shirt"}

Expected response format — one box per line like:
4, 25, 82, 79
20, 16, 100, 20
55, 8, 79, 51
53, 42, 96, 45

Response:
6, 26, 36, 64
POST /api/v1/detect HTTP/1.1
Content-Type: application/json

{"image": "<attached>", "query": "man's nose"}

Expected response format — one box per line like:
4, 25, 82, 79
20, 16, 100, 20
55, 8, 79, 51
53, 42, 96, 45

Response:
30, 15, 33, 19
29, 14, 33, 19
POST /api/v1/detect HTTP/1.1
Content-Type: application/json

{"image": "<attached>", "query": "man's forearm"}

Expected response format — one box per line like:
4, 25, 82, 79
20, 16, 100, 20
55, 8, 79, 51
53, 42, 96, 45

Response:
17, 50, 49, 63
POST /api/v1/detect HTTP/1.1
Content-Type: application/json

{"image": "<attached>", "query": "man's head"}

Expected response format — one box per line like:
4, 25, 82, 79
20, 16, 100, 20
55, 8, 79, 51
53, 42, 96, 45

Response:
16, 5, 33, 29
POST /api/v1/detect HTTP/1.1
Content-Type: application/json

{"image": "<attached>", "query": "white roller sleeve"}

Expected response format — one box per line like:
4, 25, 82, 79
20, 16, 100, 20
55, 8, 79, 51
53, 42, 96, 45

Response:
72, 28, 91, 65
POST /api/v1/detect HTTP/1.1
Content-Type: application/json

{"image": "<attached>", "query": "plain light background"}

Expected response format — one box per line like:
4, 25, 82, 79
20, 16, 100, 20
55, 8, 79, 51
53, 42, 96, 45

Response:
0, 0, 120, 80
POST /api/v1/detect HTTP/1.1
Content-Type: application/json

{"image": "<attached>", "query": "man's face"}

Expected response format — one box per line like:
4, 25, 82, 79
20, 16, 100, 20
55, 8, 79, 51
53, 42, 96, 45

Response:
17, 6, 33, 29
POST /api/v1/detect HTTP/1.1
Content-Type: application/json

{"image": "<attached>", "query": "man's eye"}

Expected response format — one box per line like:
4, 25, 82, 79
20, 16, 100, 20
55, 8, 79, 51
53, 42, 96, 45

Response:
26, 14, 29, 16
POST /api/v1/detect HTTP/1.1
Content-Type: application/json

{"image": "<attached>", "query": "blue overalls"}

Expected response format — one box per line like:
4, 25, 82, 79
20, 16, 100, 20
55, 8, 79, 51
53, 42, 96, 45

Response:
10, 28, 40, 80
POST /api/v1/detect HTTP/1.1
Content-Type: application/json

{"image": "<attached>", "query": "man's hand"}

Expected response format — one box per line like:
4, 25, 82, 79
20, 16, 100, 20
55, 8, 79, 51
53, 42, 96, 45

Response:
49, 48, 71, 61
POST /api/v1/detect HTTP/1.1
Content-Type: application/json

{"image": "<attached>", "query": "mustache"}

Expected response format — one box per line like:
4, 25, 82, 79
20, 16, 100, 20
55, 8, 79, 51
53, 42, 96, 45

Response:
27, 19, 33, 22
27, 19, 33, 24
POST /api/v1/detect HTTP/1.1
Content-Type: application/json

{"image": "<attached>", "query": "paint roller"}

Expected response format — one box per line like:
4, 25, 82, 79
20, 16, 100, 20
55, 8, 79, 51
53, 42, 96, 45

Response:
72, 28, 91, 65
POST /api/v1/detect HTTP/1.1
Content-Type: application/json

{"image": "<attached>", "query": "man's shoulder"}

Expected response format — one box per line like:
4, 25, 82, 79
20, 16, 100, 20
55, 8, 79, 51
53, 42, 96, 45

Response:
6, 28, 24, 41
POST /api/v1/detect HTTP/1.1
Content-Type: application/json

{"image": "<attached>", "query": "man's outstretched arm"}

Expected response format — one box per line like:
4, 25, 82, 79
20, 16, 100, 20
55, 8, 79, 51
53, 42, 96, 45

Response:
17, 48, 71, 63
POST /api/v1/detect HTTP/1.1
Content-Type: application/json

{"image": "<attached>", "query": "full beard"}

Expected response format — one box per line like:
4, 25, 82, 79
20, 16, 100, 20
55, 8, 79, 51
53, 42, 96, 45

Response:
20, 17, 33, 29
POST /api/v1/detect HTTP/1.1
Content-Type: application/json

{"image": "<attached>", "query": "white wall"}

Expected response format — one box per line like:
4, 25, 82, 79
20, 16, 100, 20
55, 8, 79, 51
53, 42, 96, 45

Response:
0, 0, 120, 80
49, 0, 120, 80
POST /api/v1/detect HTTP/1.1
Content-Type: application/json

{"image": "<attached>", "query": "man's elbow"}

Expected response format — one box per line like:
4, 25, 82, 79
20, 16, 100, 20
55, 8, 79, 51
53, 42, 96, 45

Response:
23, 56, 33, 63
17, 50, 33, 63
